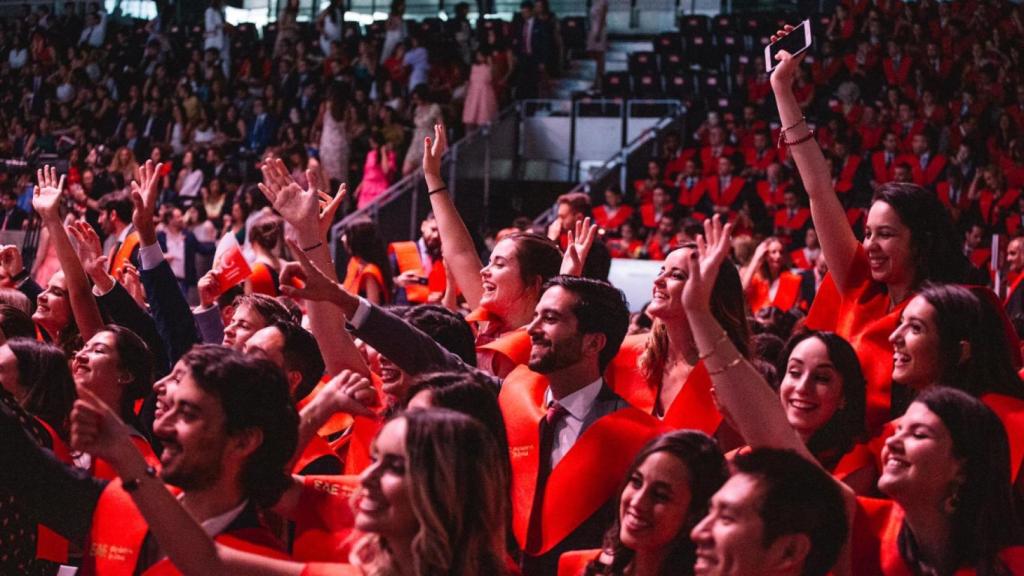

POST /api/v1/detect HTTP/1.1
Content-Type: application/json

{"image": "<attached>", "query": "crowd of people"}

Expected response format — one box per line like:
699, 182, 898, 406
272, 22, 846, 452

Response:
590, 0, 1024, 316
0, 1, 1022, 576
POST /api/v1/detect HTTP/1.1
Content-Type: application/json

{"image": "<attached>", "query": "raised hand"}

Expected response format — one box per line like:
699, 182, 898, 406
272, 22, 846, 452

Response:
258, 158, 319, 245
768, 24, 805, 89
130, 160, 165, 245
121, 263, 147, 308
422, 123, 447, 179
682, 215, 734, 313
0, 245, 24, 281
317, 369, 379, 418
317, 184, 346, 239
33, 165, 65, 223
560, 216, 598, 276
68, 221, 109, 281
279, 239, 343, 303
197, 270, 221, 308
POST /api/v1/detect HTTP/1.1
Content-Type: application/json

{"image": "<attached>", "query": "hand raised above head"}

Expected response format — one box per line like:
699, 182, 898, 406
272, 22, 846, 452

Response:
33, 165, 65, 222
768, 24, 806, 89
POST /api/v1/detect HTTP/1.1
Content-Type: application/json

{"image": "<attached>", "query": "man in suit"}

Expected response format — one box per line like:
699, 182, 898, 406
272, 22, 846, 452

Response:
512, 0, 549, 99
0, 190, 28, 230
245, 98, 275, 155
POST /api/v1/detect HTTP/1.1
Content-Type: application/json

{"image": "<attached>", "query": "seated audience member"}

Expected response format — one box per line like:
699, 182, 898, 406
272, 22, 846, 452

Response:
557, 430, 728, 576
742, 237, 809, 314
592, 185, 633, 237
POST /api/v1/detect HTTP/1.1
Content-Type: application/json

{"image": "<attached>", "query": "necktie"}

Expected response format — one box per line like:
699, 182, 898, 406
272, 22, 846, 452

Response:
886, 152, 893, 167
525, 401, 567, 552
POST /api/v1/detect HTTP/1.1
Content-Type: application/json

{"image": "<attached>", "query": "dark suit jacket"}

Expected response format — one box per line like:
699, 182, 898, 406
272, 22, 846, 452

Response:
15, 276, 42, 312
140, 259, 201, 366
96, 281, 170, 376
0, 206, 28, 230
351, 300, 632, 574
157, 231, 216, 286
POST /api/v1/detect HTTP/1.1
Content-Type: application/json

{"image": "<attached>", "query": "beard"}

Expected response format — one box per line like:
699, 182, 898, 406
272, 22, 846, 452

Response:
528, 335, 584, 374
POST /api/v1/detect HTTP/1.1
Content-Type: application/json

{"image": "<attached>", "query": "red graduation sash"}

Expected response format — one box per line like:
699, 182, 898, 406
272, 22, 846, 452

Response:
35, 417, 71, 563
292, 432, 343, 475
500, 365, 662, 555
110, 231, 141, 280
248, 262, 278, 297
604, 334, 724, 436
981, 393, 1024, 483
706, 177, 746, 210
557, 549, 600, 576
341, 415, 381, 475
389, 241, 430, 302
81, 481, 287, 576
773, 272, 804, 311
92, 434, 160, 481
297, 377, 357, 442
292, 475, 360, 563
593, 206, 633, 231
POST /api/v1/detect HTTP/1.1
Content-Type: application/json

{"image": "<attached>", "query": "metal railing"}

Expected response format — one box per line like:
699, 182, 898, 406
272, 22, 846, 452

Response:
533, 104, 686, 227
331, 97, 683, 248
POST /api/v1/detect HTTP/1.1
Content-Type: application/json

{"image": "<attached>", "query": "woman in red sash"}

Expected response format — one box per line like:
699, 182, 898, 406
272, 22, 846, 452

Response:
558, 431, 728, 576
879, 284, 1024, 500
72, 325, 160, 478
605, 243, 750, 447
678, 207, 1024, 576
741, 237, 808, 313
246, 215, 284, 297
421, 124, 562, 377
340, 219, 392, 305
0, 338, 76, 567
770, 33, 976, 433
736, 330, 874, 493
73, 404, 515, 576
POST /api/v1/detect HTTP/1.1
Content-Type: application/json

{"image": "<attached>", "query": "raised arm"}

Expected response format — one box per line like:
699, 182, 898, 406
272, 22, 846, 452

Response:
33, 166, 105, 339
770, 27, 859, 291
422, 124, 485, 308
70, 390, 308, 576
280, 242, 482, 381
739, 239, 768, 290
683, 217, 812, 458
258, 159, 368, 377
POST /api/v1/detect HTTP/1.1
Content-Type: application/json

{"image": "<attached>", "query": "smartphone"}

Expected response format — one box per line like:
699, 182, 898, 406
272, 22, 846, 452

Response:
764, 19, 812, 73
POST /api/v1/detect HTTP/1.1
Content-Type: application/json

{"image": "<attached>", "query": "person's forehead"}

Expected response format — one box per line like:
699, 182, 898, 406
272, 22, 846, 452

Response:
715, 473, 764, 513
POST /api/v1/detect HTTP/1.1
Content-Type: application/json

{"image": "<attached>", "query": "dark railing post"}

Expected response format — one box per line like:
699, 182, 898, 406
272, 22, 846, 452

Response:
409, 184, 420, 240
483, 125, 492, 233
569, 100, 577, 181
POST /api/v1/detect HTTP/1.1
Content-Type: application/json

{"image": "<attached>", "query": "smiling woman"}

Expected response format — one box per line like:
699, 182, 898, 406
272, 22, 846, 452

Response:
558, 430, 728, 576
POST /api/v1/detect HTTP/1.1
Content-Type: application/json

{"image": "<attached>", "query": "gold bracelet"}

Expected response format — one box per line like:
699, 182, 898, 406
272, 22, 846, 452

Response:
697, 331, 730, 360
706, 356, 743, 376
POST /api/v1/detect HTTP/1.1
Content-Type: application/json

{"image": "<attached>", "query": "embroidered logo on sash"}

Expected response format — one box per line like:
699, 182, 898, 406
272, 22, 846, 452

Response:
312, 479, 355, 498
90, 543, 133, 562
511, 445, 532, 459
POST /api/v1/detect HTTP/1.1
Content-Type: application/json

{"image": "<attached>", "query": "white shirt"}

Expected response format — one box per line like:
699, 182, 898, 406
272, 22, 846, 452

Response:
543, 378, 604, 469
190, 496, 248, 537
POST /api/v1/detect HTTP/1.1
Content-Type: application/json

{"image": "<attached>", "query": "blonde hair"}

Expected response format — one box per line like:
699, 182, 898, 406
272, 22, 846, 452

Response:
350, 410, 511, 575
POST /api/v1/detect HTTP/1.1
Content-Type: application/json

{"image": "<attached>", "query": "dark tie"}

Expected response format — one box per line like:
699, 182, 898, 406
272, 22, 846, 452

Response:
525, 401, 567, 552
885, 152, 893, 167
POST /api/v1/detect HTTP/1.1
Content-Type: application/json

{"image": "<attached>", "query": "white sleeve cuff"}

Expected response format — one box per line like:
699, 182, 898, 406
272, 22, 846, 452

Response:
139, 243, 165, 271
349, 297, 372, 328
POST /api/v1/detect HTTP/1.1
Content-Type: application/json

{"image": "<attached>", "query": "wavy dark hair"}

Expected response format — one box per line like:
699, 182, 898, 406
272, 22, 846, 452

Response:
181, 345, 297, 508
900, 387, 1022, 574
777, 330, 867, 470
505, 232, 562, 290
586, 431, 727, 576
95, 325, 155, 427
6, 338, 76, 439
871, 183, 974, 288
917, 283, 1024, 400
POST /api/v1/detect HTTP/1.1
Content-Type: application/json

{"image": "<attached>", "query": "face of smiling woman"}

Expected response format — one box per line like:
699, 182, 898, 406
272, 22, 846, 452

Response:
354, 417, 418, 543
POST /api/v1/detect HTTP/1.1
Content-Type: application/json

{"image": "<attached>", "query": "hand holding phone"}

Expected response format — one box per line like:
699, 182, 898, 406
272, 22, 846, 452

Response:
765, 20, 812, 73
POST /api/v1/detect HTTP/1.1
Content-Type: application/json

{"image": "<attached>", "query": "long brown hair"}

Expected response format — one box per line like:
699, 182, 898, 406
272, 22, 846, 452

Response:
352, 409, 511, 575
639, 246, 751, 381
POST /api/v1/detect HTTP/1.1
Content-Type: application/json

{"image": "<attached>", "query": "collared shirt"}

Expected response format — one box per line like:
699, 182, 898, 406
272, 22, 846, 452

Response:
188, 496, 248, 537
544, 378, 603, 469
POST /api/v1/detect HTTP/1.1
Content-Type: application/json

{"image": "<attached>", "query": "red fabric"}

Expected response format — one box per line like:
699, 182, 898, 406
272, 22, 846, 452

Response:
804, 246, 907, 432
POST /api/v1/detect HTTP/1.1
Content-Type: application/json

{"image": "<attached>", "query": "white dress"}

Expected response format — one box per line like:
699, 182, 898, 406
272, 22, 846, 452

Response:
320, 109, 350, 185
